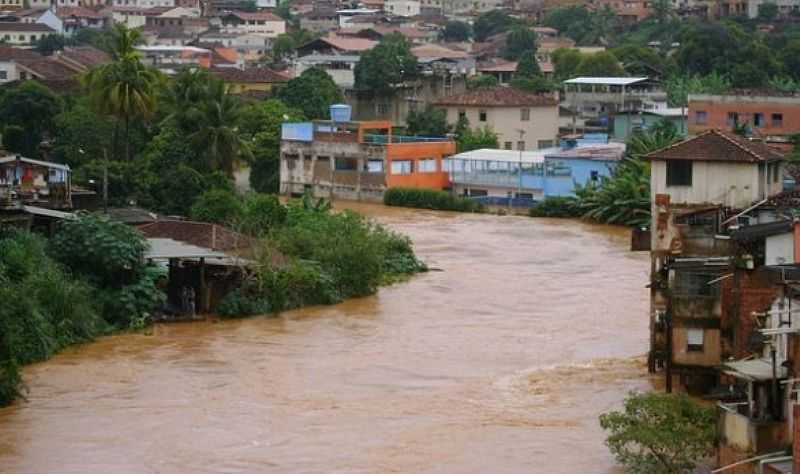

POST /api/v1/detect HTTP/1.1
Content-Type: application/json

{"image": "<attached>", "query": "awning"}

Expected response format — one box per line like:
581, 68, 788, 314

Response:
22, 205, 74, 219
722, 358, 788, 382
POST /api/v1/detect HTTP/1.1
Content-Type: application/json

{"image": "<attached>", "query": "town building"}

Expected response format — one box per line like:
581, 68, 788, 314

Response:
280, 105, 456, 202
444, 142, 625, 203
218, 11, 286, 38
0, 22, 55, 46
209, 66, 288, 96
563, 76, 668, 127
612, 107, 687, 141
434, 87, 560, 151
646, 130, 786, 395
688, 92, 800, 146
384, 0, 420, 16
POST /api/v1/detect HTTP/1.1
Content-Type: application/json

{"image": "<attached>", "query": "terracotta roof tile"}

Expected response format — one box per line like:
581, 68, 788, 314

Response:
0, 46, 42, 61
209, 66, 288, 83
226, 10, 283, 21
411, 43, 468, 59
57, 6, 105, 19
646, 129, 785, 163
433, 86, 558, 107
0, 22, 55, 32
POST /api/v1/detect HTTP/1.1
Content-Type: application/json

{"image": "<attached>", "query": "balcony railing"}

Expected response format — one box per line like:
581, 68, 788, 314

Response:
362, 134, 450, 145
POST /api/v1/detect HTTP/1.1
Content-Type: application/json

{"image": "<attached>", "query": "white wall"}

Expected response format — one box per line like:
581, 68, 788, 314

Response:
385, 0, 420, 16
0, 62, 19, 84
766, 232, 795, 266
650, 160, 783, 209
443, 105, 559, 150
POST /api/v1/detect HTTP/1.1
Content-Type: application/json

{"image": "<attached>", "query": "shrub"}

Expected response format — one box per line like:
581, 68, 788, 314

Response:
239, 193, 287, 236
217, 289, 271, 318
190, 189, 244, 225
528, 197, 582, 218
384, 187, 484, 213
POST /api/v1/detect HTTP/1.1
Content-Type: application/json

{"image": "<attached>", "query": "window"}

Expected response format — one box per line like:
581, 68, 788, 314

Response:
418, 159, 437, 173
390, 160, 413, 175
537, 140, 553, 149
479, 110, 487, 122
773, 113, 783, 127
376, 103, 389, 116
694, 110, 707, 125
590, 170, 599, 181
504, 141, 512, 150
458, 109, 466, 120
517, 141, 525, 151
366, 160, 384, 173
666, 160, 692, 186
0, 71, 6, 80
520, 108, 530, 121
687, 328, 704, 352
754, 112, 765, 127
773, 162, 780, 183
727, 112, 739, 126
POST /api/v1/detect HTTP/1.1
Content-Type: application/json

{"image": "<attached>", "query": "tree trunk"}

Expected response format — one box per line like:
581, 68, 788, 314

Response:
125, 114, 130, 162
112, 121, 119, 162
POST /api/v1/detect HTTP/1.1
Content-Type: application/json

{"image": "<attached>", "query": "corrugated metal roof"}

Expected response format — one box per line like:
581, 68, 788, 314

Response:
0, 156, 70, 171
723, 358, 788, 382
564, 77, 649, 86
447, 148, 561, 164
22, 205, 74, 219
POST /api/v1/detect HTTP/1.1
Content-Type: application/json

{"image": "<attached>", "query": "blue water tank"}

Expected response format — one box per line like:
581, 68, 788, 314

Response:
330, 104, 352, 122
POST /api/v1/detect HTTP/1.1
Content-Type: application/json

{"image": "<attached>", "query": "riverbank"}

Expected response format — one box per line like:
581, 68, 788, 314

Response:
0, 199, 427, 407
0, 206, 650, 473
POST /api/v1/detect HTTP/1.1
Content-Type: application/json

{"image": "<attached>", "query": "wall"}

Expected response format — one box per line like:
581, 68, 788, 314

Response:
385, 0, 420, 15
613, 113, 687, 141
0, 61, 19, 84
673, 326, 722, 366
385, 141, 455, 190
689, 95, 800, 137
766, 232, 794, 266
443, 105, 559, 151
651, 160, 776, 209
542, 158, 615, 197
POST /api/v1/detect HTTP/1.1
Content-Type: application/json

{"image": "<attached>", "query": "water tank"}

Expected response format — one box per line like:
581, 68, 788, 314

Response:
330, 104, 352, 122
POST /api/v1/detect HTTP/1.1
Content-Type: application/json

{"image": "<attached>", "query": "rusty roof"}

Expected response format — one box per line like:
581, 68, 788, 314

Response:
0, 22, 55, 32
224, 10, 283, 21
433, 87, 558, 107
209, 66, 289, 83
0, 46, 42, 61
137, 220, 252, 252
645, 129, 785, 163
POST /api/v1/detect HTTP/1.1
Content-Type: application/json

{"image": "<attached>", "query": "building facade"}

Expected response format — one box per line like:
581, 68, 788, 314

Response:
688, 93, 800, 143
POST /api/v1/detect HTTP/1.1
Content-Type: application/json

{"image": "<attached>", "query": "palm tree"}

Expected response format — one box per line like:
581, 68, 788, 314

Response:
82, 25, 162, 161
189, 79, 252, 177
160, 67, 212, 132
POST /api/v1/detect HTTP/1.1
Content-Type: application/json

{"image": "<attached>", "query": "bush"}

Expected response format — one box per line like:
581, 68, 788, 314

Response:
0, 230, 108, 406
239, 193, 287, 236
528, 197, 582, 218
384, 187, 484, 213
190, 189, 244, 225
217, 289, 271, 318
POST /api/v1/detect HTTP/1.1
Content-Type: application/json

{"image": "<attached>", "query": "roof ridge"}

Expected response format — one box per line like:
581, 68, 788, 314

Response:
711, 128, 767, 162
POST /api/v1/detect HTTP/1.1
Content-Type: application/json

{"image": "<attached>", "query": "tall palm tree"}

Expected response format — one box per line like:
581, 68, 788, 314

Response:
160, 67, 211, 132
189, 79, 252, 177
82, 25, 162, 161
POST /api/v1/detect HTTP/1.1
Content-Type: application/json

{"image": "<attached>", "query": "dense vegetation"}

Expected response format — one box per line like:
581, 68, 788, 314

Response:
0, 215, 164, 406
600, 392, 716, 473
218, 193, 428, 317
384, 187, 485, 213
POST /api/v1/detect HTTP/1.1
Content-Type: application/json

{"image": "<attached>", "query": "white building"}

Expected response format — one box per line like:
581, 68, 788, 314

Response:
384, 0, 420, 16
0, 23, 55, 45
219, 11, 285, 38
294, 54, 359, 87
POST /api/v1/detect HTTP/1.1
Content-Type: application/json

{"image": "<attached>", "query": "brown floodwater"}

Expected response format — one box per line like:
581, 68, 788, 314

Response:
0, 203, 653, 474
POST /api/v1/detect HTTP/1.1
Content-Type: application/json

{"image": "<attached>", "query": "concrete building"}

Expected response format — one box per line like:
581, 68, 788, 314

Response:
445, 142, 625, 202
280, 107, 456, 202
0, 23, 54, 45
219, 11, 285, 38
563, 76, 667, 125
434, 87, 559, 151
384, 0, 420, 16
688, 93, 800, 145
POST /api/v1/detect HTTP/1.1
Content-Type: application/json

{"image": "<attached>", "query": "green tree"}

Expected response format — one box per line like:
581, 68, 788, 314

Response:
442, 21, 471, 42
552, 48, 583, 80
190, 79, 251, 177
160, 67, 212, 132
474, 9, 515, 42
781, 39, 800, 80
239, 193, 287, 236
503, 25, 537, 60
405, 106, 450, 137
277, 67, 343, 119
0, 81, 62, 157
34, 34, 68, 55
599, 392, 716, 474
575, 51, 624, 76
51, 97, 114, 169
651, 0, 672, 23
354, 34, 417, 96
190, 188, 244, 224
458, 126, 499, 152
515, 49, 541, 78
82, 25, 162, 161
758, 2, 779, 21
543, 6, 593, 44
240, 99, 304, 193
467, 74, 499, 89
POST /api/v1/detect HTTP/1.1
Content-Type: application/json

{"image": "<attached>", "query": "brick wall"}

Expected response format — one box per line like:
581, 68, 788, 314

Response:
721, 269, 780, 359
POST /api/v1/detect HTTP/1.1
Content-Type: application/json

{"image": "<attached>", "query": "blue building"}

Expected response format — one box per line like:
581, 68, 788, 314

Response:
443, 142, 625, 205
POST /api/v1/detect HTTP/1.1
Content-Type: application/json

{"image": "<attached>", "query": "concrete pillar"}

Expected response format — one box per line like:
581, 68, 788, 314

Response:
329, 155, 335, 201
356, 156, 363, 201
310, 154, 318, 196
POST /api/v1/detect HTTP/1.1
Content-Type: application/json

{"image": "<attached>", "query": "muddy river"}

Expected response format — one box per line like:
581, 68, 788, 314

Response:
0, 204, 652, 473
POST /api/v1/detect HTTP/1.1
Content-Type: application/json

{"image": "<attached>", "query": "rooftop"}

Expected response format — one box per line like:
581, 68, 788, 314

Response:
0, 155, 70, 171
563, 76, 649, 86
0, 22, 55, 32
0, 46, 42, 61
209, 66, 289, 83
546, 143, 626, 161
411, 43, 469, 60
645, 129, 785, 163
223, 10, 283, 21
433, 87, 558, 108
138, 220, 251, 252
301, 34, 377, 53
447, 148, 561, 164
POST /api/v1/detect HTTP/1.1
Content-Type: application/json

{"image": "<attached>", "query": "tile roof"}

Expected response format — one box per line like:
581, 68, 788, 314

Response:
57, 6, 105, 19
58, 46, 110, 67
316, 34, 377, 52
433, 86, 558, 107
137, 220, 252, 252
209, 66, 288, 83
18, 57, 80, 79
0, 22, 55, 32
226, 10, 284, 21
0, 46, 42, 61
645, 129, 785, 163
411, 43, 469, 59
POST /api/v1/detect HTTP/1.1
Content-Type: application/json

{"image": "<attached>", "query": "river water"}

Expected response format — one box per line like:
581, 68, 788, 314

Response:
0, 204, 652, 474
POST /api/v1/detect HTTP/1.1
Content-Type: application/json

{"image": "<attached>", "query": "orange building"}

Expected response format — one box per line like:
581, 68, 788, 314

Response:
688, 93, 800, 143
279, 118, 456, 202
